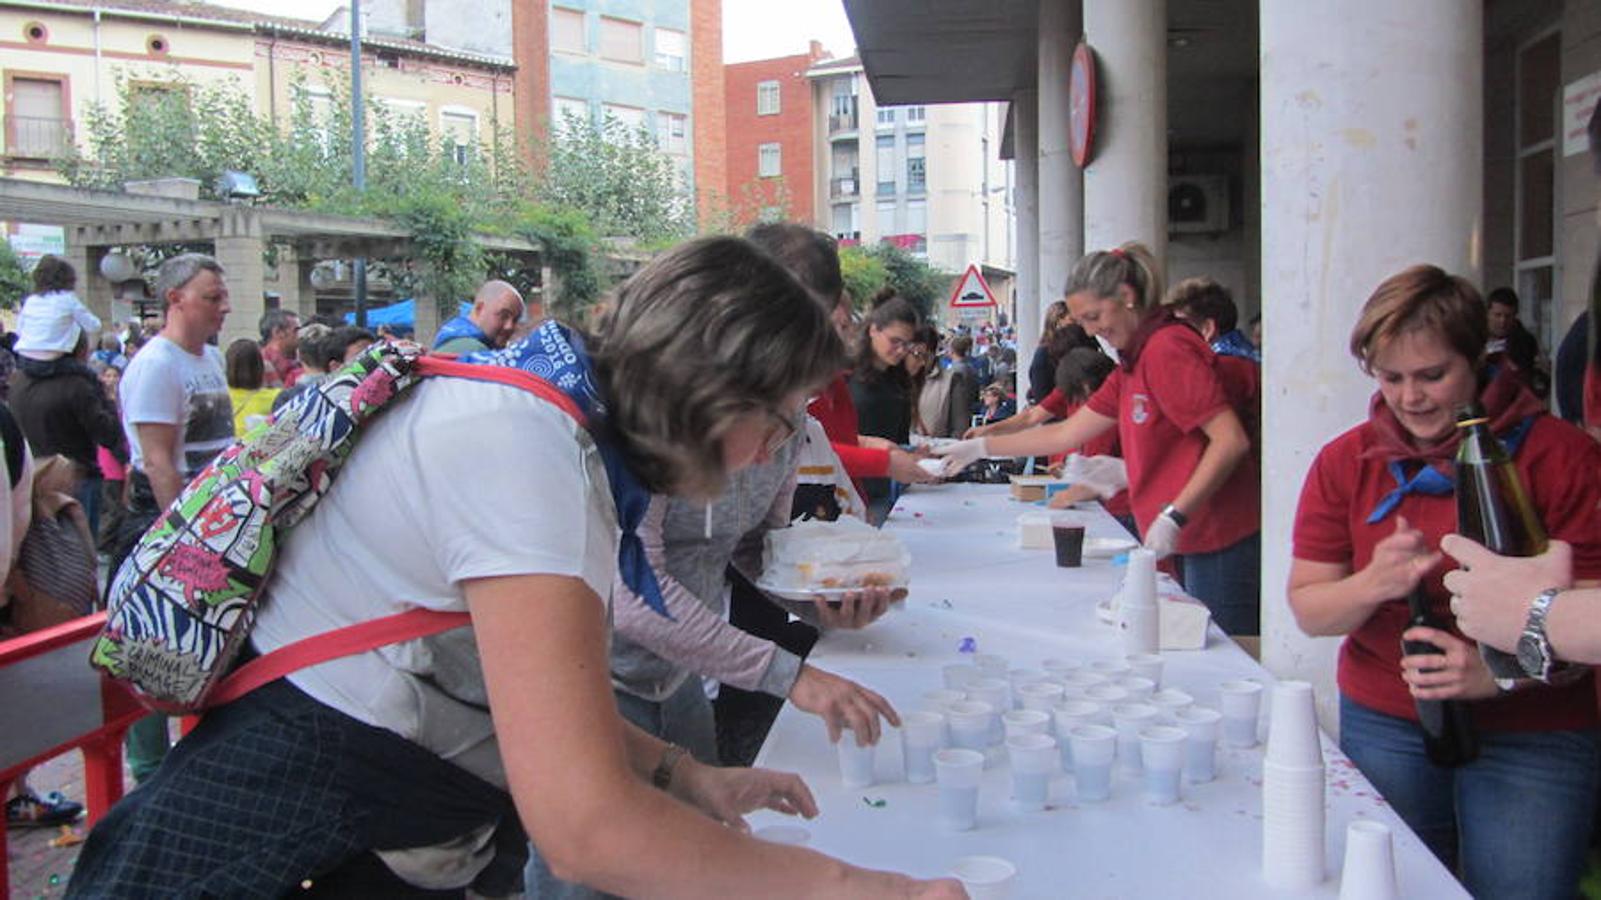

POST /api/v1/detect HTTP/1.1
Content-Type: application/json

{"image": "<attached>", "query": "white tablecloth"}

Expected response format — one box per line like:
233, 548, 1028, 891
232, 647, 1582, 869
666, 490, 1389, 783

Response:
748, 484, 1467, 898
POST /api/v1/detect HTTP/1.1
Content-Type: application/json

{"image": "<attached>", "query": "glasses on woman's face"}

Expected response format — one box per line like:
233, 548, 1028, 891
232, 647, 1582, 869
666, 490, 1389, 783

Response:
908, 346, 931, 360
760, 404, 805, 455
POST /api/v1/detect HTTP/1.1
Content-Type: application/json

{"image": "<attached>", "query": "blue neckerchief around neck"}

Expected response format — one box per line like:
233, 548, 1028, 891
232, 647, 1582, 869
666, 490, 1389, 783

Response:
459, 320, 670, 617
434, 313, 490, 350
1365, 415, 1537, 524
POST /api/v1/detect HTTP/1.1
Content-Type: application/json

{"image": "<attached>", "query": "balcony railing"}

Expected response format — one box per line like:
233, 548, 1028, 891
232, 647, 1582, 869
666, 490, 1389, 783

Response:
828, 101, 859, 135
5, 115, 73, 159
830, 168, 859, 197
876, 180, 897, 197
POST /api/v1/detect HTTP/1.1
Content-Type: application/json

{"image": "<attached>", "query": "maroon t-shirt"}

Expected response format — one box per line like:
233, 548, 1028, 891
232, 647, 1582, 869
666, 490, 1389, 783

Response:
1293, 414, 1601, 731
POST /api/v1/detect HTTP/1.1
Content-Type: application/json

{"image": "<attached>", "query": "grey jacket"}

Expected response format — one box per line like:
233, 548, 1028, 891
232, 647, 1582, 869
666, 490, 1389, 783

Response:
609, 438, 807, 703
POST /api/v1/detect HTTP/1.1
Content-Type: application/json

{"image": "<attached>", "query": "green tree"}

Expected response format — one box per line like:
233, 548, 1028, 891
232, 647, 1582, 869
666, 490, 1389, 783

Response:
839, 243, 951, 320
0, 241, 30, 311
539, 113, 694, 244
839, 244, 889, 308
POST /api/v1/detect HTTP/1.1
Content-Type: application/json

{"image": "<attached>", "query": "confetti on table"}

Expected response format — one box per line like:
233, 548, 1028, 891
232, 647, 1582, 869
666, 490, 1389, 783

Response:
958, 637, 977, 653
862, 796, 887, 808
913, 512, 924, 518
936, 598, 954, 609
48, 827, 82, 848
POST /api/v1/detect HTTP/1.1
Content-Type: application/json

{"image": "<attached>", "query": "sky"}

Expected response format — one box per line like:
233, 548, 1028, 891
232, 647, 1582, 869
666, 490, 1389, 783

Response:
201, 0, 857, 62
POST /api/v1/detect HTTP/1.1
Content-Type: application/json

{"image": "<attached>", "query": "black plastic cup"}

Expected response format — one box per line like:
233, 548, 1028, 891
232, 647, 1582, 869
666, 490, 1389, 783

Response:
1052, 524, 1086, 568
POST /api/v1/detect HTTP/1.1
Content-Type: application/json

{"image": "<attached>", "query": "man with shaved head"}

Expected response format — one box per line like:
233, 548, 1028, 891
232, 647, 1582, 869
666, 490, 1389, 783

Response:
433, 280, 526, 353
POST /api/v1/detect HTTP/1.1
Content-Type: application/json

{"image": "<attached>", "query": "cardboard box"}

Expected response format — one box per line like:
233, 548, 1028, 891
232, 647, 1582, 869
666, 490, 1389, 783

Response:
1008, 474, 1066, 502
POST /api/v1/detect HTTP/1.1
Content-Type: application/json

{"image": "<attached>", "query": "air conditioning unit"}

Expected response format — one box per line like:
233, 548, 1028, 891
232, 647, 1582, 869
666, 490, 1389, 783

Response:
1168, 175, 1229, 234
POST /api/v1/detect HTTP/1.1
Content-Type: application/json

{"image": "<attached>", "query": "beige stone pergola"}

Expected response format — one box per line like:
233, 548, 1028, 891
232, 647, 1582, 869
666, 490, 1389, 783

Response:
0, 177, 543, 346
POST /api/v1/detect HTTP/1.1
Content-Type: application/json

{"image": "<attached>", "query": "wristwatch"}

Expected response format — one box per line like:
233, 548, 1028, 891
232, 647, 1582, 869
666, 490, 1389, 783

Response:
1516, 588, 1563, 682
1160, 504, 1188, 528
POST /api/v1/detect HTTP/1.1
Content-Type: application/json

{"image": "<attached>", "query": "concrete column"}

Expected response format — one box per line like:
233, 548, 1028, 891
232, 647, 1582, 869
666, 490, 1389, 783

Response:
1082, 0, 1167, 262
214, 208, 267, 347
1259, 0, 1482, 727
1038, 0, 1084, 303
414, 293, 441, 347
1013, 89, 1041, 400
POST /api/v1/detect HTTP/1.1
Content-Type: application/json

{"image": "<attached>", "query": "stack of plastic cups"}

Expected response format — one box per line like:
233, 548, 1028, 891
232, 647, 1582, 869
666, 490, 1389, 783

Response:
1172, 706, 1222, 783
1006, 734, 1057, 812
1111, 702, 1159, 773
1119, 548, 1160, 654
900, 710, 947, 785
1338, 820, 1399, 900
1015, 680, 1065, 712
1262, 681, 1326, 890
1125, 652, 1164, 685
1051, 699, 1103, 769
966, 678, 1011, 743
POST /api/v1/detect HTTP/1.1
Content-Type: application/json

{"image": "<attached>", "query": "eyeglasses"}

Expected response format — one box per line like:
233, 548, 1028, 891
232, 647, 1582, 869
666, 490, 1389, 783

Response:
760, 404, 804, 455
907, 347, 931, 359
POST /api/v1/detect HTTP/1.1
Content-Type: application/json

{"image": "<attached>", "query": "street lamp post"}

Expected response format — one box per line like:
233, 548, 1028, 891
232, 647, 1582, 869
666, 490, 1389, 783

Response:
350, 0, 367, 326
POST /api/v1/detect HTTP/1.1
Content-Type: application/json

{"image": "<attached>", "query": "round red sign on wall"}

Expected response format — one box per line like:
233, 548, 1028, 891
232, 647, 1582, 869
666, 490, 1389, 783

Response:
1069, 41, 1098, 168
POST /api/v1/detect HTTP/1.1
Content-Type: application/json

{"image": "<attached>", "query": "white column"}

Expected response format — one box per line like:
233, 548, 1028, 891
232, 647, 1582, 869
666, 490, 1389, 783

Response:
1013, 89, 1041, 398
1082, 0, 1167, 262
1038, 0, 1083, 302
1259, 0, 1482, 725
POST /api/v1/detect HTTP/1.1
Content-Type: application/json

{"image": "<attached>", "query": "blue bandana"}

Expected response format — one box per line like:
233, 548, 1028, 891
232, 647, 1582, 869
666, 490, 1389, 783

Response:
1211, 330, 1262, 364
434, 314, 489, 350
459, 320, 670, 617
1365, 416, 1536, 524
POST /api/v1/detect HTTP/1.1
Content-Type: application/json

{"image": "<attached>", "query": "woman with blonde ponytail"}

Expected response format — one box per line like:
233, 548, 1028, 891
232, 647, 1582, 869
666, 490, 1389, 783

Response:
935, 241, 1261, 634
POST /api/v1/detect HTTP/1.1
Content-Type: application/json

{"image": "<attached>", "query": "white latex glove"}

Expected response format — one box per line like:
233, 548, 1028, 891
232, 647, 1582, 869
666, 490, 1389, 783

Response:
1142, 508, 1183, 560
931, 437, 987, 477
1069, 455, 1128, 500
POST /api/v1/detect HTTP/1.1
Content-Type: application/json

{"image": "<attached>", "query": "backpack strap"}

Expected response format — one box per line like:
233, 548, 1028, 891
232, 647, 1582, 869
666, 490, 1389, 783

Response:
202, 357, 585, 709
208, 608, 471, 707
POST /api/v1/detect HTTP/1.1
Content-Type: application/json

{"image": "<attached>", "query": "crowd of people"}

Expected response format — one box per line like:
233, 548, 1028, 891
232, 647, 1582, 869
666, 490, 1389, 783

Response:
0, 184, 1590, 895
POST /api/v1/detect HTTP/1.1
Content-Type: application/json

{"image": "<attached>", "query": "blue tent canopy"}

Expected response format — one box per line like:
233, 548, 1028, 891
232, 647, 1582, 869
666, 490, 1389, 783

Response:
343, 299, 471, 328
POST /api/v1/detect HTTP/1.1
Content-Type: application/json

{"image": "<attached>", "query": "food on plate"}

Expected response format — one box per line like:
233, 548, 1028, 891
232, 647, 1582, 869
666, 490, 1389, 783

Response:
762, 516, 911, 592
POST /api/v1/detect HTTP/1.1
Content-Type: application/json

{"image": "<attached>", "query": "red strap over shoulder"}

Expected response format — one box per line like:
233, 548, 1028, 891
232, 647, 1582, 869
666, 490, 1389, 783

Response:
207, 608, 471, 708
414, 356, 588, 427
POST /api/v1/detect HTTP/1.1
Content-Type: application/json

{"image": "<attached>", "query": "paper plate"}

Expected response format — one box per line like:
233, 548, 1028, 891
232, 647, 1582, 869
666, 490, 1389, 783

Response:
754, 577, 909, 603
1084, 536, 1138, 558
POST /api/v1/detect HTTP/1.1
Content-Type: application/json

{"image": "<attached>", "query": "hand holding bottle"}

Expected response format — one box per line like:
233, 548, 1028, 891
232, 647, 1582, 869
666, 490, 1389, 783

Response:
1399, 625, 1500, 701
1442, 535, 1573, 654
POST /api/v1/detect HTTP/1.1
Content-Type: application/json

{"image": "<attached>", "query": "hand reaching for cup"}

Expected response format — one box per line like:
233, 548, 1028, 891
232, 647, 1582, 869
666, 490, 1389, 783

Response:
788, 664, 900, 745
888, 448, 940, 484
931, 438, 988, 477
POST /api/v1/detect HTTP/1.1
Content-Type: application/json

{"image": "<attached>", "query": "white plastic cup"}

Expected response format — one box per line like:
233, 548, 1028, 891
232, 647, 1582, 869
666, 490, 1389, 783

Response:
1015, 680, 1065, 712
900, 711, 946, 784
1087, 659, 1132, 680
922, 688, 967, 712
1006, 733, 1057, 812
934, 748, 985, 831
1118, 676, 1157, 702
943, 664, 980, 690
1084, 684, 1130, 708
1068, 724, 1117, 802
1173, 706, 1222, 783
1219, 679, 1265, 748
1125, 652, 1164, 685
966, 677, 1011, 740
1111, 702, 1159, 773
1041, 658, 1081, 680
1150, 688, 1195, 724
1059, 670, 1108, 693
1266, 681, 1323, 767
1139, 725, 1186, 805
951, 855, 1017, 900
1001, 708, 1051, 740
1262, 761, 1327, 889
946, 700, 995, 752
1338, 820, 1398, 900
1008, 668, 1049, 693
973, 653, 1009, 677
836, 728, 876, 788
1051, 699, 1103, 768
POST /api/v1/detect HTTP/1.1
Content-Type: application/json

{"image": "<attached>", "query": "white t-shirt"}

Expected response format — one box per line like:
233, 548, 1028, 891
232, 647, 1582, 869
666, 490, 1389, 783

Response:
15, 290, 100, 358
250, 377, 618, 787
118, 336, 233, 476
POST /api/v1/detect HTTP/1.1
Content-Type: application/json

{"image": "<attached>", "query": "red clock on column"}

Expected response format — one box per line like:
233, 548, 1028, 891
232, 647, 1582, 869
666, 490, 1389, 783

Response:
1069, 41, 1098, 168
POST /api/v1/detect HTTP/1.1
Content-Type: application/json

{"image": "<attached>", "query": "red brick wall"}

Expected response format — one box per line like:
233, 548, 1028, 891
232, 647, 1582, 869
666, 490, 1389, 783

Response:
509, 0, 548, 173
690, 0, 727, 229
723, 50, 822, 228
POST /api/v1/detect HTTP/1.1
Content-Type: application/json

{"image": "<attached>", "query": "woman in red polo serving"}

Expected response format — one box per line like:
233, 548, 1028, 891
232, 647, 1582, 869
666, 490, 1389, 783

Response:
1289, 265, 1601, 899
935, 242, 1260, 634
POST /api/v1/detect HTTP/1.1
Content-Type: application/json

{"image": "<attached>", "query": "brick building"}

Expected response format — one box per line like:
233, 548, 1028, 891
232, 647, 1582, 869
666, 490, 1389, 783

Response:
722, 41, 827, 227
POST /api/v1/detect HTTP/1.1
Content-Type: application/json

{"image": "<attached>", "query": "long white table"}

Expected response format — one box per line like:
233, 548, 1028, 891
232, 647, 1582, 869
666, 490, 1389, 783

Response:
749, 484, 1467, 898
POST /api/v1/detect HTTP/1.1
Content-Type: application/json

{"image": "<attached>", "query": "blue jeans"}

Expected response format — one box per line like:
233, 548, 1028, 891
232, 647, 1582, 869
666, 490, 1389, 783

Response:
1339, 696, 1599, 899
524, 678, 718, 900
1176, 531, 1259, 636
